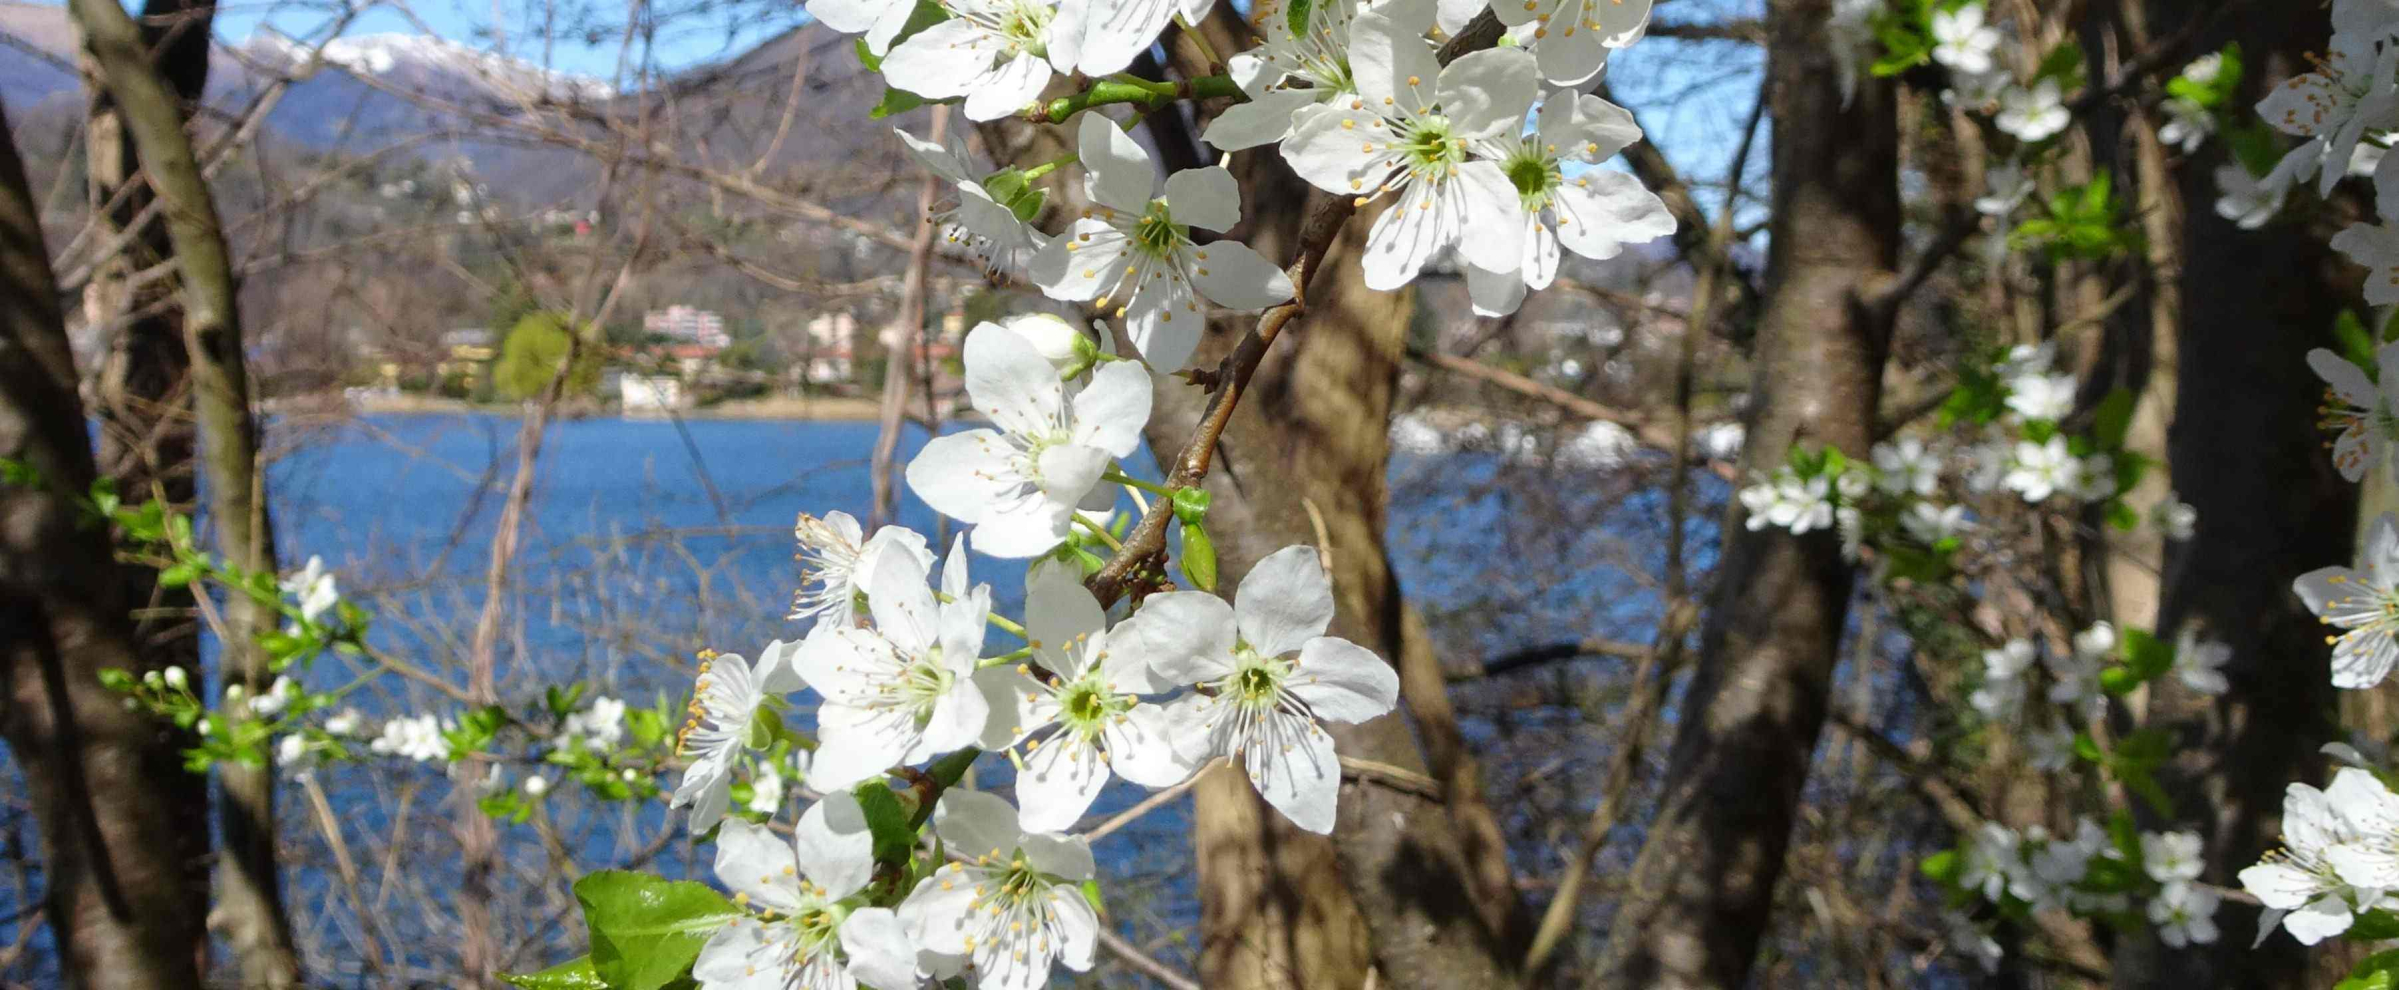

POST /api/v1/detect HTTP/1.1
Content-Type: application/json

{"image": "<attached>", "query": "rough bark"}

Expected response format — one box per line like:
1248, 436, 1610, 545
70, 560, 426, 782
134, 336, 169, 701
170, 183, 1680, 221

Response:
69, 0, 301, 982
73, 4, 215, 969
0, 97, 209, 990
1136, 161, 1530, 990
1587, 0, 1901, 986
2118, 2, 2358, 985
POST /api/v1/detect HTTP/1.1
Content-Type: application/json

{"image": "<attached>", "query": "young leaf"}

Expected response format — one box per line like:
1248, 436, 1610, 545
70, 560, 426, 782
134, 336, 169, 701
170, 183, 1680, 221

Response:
572, 871, 739, 990
501, 956, 615, 990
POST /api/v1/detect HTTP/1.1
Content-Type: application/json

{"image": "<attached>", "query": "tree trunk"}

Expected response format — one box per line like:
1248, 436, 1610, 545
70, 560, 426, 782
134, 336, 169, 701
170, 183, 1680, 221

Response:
74, 4, 214, 972
1139, 166, 1532, 990
0, 97, 209, 990
69, 0, 301, 982
2119, 2, 2358, 985
1588, 0, 1901, 986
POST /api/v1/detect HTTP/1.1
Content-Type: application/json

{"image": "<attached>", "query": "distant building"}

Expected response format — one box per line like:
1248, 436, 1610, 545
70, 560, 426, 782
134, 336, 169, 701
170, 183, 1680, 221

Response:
619, 375, 686, 413
667, 344, 720, 379
441, 328, 496, 361
805, 313, 857, 384
645, 305, 730, 349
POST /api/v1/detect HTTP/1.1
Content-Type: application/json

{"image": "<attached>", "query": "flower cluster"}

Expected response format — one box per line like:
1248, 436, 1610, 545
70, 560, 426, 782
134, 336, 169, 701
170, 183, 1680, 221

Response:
1946, 818, 2221, 949
813, 0, 1673, 363
637, 318, 1408, 989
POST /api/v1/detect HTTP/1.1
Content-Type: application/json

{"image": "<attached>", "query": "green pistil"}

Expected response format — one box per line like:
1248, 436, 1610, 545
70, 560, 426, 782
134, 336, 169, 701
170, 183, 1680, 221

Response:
1401, 116, 1463, 179
1230, 645, 1285, 703
1133, 201, 1185, 256
1065, 683, 1109, 722
1504, 147, 1560, 212
1001, 0, 1051, 57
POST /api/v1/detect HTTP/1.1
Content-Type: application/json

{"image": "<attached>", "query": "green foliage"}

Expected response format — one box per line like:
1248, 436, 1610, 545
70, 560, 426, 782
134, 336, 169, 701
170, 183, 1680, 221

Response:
496, 312, 604, 402
978, 168, 1050, 223
2032, 40, 2085, 90
855, 3, 948, 119
2010, 170, 2138, 262
1285, 0, 1313, 38
2353, 910, 2399, 943
573, 871, 739, 990
2338, 310, 2382, 375
2340, 948, 2399, 990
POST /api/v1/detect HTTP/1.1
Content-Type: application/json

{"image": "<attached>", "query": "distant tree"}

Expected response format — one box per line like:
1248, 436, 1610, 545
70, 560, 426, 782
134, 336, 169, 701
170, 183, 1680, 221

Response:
494, 312, 600, 401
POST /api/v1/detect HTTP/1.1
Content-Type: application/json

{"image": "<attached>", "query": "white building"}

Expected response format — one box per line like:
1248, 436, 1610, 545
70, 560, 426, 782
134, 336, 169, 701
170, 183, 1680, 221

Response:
645, 305, 731, 349
619, 375, 686, 413
805, 313, 857, 384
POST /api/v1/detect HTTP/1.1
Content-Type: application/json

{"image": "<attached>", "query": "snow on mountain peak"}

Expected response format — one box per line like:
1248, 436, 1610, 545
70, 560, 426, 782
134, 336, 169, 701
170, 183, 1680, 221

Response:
243, 31, 615, 100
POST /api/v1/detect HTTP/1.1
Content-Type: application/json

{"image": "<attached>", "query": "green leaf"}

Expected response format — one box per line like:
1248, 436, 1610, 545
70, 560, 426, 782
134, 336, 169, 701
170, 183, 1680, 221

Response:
2339, 948, 2399, 990
2090, 387, 2136, 450
1919, 849, 1962, 885
0, 457, 38, 487
573, 871, 740, 990
869, 86, 926, 120
1081, 877, 1106, 919
2121, 628, 2173, 679
1285, 0, 1313, 37
2104, 500, 2141, 532
503, 956, 611, 990
2351, 910, 2399, 943
854, 781, 919, 866
2339, 310, 2381, 374
2035, 40, 2086, 89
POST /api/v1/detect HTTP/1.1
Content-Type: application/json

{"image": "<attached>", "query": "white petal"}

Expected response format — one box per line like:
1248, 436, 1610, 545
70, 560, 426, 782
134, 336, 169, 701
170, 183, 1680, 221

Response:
1465, 264, 1528, 317
893, 126, 977, 185
2239, 862, 2323, 911
934, 789, 1025, 861
693, 919, 784, 989
1049, 883, 1101, 972
937, 586, 990, 674
1247, 711, 1341, 833
809, 709, 912, 790
1032, 221, 1134, 303
2330, 840, 2399, 890
1164, 166, 1243, 232
974, 667, 1048, 748
1122, 261, 1205, 370
1080, 110, 1161, 213
1078, 0, 1178, 76
1018, 831, 1097, 880
794, 791, 877, 899
1036, 443, 1111, 511
1556, 93, 1642, 161
2285, 895, 2358, 945
1361, 179, 1450, 290
1102, 702, 1197, 787
1068, 360, 1152, 457
1534, 27, 1611, 88
839, 907, 922, 990
1435, 0, 1484, 34
1187, 239, 1294, 310
1553, 169, 1676, 261
906, 429, 1020, 525
961, 54, 1052, 122
712, 818, 805, 914
964, 324, 1066, 436
1027, 567, 1106, 674
1437, 48, 1539, 140
968, 491, 1074, 558
911, 680, 992, 757
1289, 637, 1400, 723
865, 546, 942, 656
1280, 102, 1394, 196
1018, 735, 1110, 832
899, 874, 981, 955
1114, 590, 1239, 682
1203, 88, 1321, 151
1451, 161, 1528, 275
751, 637, 808, 696
880, 20, 990, 99
1235, 545, 1337, 656
1349, 0, 1441, 114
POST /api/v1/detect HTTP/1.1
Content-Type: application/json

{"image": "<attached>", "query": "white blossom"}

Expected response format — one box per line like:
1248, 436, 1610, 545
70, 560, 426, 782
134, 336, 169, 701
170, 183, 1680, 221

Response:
1491, 0, 1652, 87
2144, 830, 2206, 883
2173, 628, 2232, 696
2026, 719, 2076, 772
672, 642, 804, 833
1995, 80, 2070, 143
2159, 95, 2214, 153
1030, 113, 1293, 370
694, 809, 917, 990
1959, 822, 2021, 901
370, 713, 451, 763
2003, 436, 2081, 503
2154, 496, 2198, 541
1462, 93, 1674, 316
2241, 769, 2397, 945
2309, 344, 2399, 483
561, 696, 628, 752
2149, 881, 2222, 948
897, 128, 1049, 279
795, 539, 994, 790
2214, 159, 2297, 229
1901, 502, 1974, 545
1929, 5, 2000, 76
1202, 0, 1365, 151
792, 512, 937, 627
880, 0, 1076, 121
2256, 30, 2399, 195
974, 565, 1197, 832
1872, 437, 1942, 497
2335, 151, 2399, 305
2004, 372, 2077, 421
280, 555, 340, 625
1975, 161, 2033, 217
1141, 546, 1401, 833
2296, 512, 2399, 689
523, 774, 549, 797
905, 323, 1151, 557
1282, 0, 1537, 289
900, 790, 1100, 990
